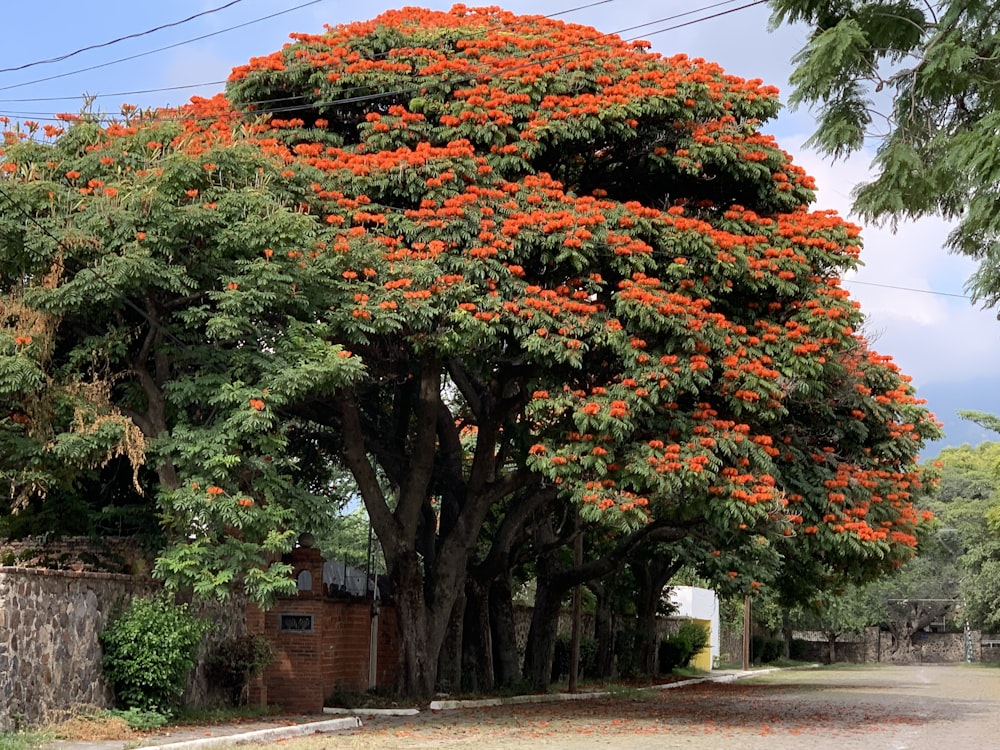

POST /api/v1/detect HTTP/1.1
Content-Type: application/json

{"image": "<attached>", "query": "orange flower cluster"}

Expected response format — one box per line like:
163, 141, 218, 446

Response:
0, 4, 938, 585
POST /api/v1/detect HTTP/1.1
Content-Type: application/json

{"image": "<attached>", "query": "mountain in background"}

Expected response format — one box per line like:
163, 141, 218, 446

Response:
918, 378, 1000, 459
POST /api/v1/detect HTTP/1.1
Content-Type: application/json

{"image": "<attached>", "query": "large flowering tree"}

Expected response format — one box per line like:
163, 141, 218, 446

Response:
0, 6, 938, 696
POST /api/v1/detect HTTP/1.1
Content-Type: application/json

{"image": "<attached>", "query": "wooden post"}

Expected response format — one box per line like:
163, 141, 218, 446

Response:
742, 596, 751, 671
568, 518, 583, 692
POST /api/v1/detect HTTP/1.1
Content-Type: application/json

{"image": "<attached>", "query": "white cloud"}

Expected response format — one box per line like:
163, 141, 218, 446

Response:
784, 140, 1000, 387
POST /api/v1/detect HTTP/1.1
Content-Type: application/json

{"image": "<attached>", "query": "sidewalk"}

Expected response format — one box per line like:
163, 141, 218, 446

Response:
46, 716, 360, 750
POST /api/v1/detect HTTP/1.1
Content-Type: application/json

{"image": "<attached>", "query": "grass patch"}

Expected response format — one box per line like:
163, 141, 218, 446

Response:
48, 704, 282, 742
0, 730, 49, 750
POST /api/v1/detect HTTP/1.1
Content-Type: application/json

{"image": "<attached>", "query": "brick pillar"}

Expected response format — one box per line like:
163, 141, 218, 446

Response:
245, 600, 267, 707
289, 547, 324, 598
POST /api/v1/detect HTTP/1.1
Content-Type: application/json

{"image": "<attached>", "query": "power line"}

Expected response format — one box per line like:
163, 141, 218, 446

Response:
0, 0, 751, 114
0, 0, 327, 94
844, 278, 972, 300
0, 0, 249, 75
545, 0, 620, 17
228, 0, 768, 119
0, 0, 622, 106
0, 81, 227, 105
602, 0, 756, 38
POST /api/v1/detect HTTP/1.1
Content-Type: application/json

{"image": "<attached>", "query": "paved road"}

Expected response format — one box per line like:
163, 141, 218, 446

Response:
331, 665, 1000, 750
48, 665, 1000, 750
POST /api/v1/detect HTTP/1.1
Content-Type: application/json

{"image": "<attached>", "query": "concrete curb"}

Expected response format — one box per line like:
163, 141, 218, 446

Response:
129, 717, 362, 750
427, 666, 808, 711
117, 666, 815, 750
323, 707, 421, 717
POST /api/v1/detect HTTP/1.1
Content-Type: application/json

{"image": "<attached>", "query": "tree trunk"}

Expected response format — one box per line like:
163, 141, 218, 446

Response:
523, 559, 563, 690
391, 552, 439, 699
826, 633, 837, 664
437, 588, 466, 694
780, 611, 792, 660
488, 578, 521, 688
460, 579, 493, 693
633, 565, 660, 677
630, 555, 681, 677
589, 580, 615, 678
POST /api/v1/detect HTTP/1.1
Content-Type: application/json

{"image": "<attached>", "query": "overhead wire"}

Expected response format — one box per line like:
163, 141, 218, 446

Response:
0, 0, 754, 117
843, 279, 972, 300
0, 0, 327, 94
0, 0, 620, 105
0, 0, 250, 75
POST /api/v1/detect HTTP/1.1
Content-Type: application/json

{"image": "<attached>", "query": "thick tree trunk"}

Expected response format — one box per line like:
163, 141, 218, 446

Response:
523, 556, 564, 690
391, 553, 439, 699
633, 567, 660, 677
589, 580, 616, 678
437, 588, 466, 693
488, 578, 521, 688
780, 611, 793, 660
460, 579, 492, 693
630, 555, 681, 677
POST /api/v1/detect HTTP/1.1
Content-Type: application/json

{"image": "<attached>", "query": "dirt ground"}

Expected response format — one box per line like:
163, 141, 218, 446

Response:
287, 664, 1000, 750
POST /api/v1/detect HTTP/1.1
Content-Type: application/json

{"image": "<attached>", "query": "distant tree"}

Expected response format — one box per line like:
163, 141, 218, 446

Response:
790, 584, 876, 663
768, 0, 1000, 303
931, 439, 1000, 631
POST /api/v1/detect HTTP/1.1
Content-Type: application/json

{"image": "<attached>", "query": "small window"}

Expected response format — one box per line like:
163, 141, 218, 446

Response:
280, 614, 314, 632
297, 570, 313, 591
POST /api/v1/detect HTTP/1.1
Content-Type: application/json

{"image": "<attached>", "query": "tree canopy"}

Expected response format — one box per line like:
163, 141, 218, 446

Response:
0, 5, 941, 696
768, 0, 1000, 303
930, 440, 1000, 631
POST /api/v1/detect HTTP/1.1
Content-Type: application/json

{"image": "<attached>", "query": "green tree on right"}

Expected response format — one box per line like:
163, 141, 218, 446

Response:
769, 0, 1000, 302
932, 435, 1000, 632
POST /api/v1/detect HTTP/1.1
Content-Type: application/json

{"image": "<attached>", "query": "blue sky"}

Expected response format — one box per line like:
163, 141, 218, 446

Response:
3, 0, 998, 456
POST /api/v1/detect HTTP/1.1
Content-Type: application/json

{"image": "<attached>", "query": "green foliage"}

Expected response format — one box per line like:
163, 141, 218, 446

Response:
658, 620, 711, 672
769, 0, 1000, 303
921, 441, 1000, 629
99, 594, 210, 714
0, 731, 47, 750
104, 708, 169, 732
551, 635, 599, 681
751, 635, 785, 664
207, 635, 275, 706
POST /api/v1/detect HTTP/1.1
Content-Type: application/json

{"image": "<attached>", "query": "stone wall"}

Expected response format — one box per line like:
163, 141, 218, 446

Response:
0, 536, 152, 575
876, 629, 972, 663
0, 566, 158, 730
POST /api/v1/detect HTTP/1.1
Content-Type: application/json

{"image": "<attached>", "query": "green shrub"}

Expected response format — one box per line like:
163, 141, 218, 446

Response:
0, 730, 47, 750
207, 634, 274, 705
659, 621, 710, 673
551, 635, 599, 681
105, 708, 169, 731
100, 594, 210, 714
613, 628, 639, 679
789, 638, 810, 661
751, 635, 784, 664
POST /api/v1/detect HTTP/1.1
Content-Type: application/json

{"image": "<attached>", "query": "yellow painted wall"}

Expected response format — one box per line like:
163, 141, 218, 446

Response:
689, 619, 713, 671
